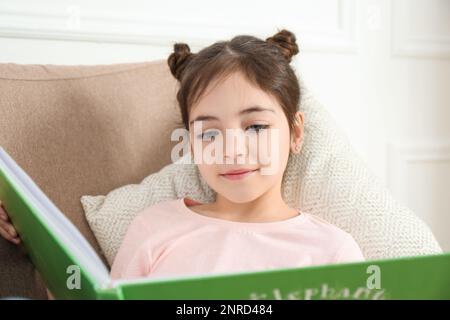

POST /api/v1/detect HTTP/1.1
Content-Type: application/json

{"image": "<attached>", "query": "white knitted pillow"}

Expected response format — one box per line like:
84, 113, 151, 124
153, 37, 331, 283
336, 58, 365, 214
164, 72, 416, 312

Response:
81, 80, 442, 267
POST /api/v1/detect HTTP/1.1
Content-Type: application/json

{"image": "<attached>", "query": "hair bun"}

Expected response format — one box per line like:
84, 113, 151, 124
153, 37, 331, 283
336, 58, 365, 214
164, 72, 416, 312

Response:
168, 43, 193, 81
265, 29, 299, 63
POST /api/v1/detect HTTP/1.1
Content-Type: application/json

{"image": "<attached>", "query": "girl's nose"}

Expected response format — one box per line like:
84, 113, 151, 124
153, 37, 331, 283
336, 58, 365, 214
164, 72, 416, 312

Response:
223, 129, 247, 163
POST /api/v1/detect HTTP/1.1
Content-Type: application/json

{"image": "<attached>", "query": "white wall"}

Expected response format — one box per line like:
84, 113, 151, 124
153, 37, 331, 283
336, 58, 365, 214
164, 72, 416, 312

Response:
1, 0, 449, 250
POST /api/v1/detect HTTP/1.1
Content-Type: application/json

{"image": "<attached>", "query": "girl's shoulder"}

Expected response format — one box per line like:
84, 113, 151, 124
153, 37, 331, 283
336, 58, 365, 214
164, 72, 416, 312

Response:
120, 198, 190, 238
134, 197, 184, 220
300, 213, 363, 261
300, 212, 352, 239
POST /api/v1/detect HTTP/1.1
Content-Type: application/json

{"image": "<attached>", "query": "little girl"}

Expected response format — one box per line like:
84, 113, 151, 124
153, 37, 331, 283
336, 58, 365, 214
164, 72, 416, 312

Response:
109, 29, 365, 280
0, 29, 365, 284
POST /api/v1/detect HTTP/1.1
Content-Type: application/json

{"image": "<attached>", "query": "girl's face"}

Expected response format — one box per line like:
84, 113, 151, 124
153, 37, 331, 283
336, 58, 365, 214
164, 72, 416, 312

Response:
188, 71, 304, 204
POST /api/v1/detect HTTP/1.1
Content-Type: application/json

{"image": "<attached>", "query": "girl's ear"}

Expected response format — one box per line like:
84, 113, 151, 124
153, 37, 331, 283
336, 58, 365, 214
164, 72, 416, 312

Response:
290, 111, 304, 154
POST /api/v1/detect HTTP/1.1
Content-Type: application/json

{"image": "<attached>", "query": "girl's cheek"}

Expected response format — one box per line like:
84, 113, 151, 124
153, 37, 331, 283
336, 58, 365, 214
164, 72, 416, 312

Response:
255, 134, 278, 168
261, 131, 290, 176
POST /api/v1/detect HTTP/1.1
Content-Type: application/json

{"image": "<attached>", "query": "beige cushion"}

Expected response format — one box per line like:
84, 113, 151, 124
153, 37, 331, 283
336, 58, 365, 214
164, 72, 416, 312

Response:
0, 60, 181, 297
81, 78, 443, 267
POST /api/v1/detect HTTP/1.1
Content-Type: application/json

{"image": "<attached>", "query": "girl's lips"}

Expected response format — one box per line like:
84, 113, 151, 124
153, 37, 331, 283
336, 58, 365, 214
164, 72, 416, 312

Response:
220, 169, 259, 181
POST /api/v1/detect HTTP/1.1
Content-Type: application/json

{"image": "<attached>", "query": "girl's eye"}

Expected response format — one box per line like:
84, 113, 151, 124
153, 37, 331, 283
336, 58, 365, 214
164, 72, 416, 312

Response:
246, 124, 270, 133
197, 130, 219, 141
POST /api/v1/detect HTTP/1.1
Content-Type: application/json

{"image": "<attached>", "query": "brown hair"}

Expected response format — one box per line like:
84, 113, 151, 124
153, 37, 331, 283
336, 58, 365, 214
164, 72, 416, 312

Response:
167, 28, 300, 134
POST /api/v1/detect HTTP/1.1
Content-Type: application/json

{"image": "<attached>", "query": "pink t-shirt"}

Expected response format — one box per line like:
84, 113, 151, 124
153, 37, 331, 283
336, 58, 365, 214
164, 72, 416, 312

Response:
110, 197, 365, 280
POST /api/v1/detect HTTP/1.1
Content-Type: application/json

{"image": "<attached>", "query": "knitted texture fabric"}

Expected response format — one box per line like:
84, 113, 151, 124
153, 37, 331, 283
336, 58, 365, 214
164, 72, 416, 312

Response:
81, 81, 442, 267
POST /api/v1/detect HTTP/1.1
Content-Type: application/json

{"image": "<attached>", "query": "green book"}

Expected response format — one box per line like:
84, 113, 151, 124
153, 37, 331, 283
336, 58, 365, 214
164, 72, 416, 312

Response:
0, 146, 449, 300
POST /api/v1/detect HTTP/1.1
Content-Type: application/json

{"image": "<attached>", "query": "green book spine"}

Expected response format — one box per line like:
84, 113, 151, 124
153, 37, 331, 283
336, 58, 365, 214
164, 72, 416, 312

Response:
0, 147, 110, 300
0, 169, 98, 299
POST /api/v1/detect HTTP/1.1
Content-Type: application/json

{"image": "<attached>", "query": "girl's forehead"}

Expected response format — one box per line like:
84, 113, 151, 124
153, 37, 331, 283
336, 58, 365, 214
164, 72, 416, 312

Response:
191, 78, 280, 117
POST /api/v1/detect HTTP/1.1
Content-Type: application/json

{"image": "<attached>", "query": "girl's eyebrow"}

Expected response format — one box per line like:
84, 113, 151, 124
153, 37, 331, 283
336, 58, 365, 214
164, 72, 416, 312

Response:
240, 106, 276, 115
189, 106, 275, 125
